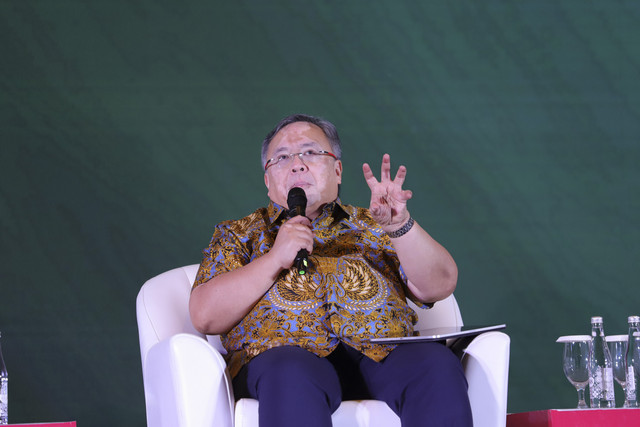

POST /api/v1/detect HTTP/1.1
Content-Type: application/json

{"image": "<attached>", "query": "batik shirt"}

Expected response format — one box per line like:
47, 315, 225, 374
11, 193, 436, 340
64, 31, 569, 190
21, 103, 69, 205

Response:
193, 199, 429, 377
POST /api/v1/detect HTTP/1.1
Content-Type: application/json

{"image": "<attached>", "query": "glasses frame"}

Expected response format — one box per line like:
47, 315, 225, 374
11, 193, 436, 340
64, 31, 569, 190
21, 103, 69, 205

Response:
264, 150, 338, 171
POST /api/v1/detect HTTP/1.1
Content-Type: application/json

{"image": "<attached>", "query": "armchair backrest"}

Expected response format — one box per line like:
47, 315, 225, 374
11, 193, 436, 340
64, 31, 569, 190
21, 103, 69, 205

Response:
136, 264, 464, 374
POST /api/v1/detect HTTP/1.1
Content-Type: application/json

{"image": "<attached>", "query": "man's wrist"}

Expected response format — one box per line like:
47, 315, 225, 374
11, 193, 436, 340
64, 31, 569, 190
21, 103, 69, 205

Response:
385, 216, 414, 239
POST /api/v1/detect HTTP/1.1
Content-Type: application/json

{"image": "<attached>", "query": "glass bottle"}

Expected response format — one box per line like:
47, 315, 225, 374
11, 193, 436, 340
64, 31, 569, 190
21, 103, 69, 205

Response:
0, 332, 7, 425
625, 316, 640, 407
589, 316, 615, 408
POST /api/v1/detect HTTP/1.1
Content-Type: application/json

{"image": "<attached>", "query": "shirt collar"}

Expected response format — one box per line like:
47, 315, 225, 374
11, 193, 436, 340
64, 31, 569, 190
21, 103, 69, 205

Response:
266, 198, 350, 226
267, 201, 288, 226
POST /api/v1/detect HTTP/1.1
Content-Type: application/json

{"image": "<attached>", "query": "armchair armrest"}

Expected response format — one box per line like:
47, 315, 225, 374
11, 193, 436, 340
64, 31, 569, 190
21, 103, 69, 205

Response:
143, 333, 235, 427
457, 331, 510, 427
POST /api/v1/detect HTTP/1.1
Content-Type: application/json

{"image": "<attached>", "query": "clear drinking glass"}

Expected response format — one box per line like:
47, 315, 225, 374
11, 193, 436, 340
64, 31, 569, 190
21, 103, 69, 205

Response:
557, 336, 590, 409
606, 335, 628, 407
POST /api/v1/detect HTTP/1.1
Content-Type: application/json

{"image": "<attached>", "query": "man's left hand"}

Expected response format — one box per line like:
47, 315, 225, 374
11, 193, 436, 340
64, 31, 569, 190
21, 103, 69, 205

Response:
362, 153, 413, 233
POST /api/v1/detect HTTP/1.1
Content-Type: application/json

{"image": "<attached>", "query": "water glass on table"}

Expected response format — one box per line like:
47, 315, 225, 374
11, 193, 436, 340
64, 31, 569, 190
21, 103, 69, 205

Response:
606, 334, 630, 407
557, 335, 590, 409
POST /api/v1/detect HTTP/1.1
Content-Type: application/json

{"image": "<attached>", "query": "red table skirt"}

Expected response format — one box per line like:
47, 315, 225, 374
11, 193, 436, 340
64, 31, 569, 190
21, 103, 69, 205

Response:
8, 423, 76, 427
507, 408, 640, 426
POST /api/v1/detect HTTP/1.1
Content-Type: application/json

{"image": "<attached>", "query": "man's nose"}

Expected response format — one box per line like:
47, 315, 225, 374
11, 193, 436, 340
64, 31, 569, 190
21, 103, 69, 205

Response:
290, 154, 307, 171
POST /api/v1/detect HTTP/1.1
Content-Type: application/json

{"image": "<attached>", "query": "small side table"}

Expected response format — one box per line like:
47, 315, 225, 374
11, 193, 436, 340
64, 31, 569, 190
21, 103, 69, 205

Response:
507, 408, 640, 427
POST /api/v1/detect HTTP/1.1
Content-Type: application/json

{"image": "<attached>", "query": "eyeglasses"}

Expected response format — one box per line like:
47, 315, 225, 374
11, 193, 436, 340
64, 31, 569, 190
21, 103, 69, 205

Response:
264, 149, 338, 171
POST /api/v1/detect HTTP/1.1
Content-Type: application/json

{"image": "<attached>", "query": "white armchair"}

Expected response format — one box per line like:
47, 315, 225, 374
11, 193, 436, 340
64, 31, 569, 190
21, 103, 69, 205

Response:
137, 265, 510, 427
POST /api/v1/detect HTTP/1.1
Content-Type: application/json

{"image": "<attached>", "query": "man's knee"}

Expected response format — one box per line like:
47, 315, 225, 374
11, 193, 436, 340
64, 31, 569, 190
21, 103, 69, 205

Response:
239, 346, 342, 404
363, 342, 471, 420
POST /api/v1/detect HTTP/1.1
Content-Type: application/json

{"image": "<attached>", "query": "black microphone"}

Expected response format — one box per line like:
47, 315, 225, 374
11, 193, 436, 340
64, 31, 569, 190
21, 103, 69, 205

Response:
287, 187, 310, 275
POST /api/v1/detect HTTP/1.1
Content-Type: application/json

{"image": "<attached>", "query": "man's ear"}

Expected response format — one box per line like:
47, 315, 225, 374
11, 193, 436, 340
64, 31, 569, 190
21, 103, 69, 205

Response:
335, 160, 343, 184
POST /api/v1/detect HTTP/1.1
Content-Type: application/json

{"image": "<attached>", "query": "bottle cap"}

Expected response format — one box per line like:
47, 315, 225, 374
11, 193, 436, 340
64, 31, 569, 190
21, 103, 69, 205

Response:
628, 316, 640, 323
591, 316, 603, 324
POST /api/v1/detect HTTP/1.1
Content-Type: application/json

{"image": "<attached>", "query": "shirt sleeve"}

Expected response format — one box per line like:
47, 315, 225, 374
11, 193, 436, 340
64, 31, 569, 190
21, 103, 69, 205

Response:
192, 222, 251, 289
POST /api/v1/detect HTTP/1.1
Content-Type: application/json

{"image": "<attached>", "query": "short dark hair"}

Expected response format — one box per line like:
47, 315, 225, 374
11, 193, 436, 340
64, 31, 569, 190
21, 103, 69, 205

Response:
261, 114, 342, 170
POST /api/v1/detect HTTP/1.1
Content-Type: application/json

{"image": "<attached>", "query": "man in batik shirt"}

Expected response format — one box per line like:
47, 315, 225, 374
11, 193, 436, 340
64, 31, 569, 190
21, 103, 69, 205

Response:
190, 114, 472, 427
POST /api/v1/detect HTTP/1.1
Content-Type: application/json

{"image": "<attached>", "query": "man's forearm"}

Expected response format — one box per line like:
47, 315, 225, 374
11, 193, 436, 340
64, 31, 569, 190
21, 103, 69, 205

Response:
189, 253, 282, 335
388, 219, 458, 303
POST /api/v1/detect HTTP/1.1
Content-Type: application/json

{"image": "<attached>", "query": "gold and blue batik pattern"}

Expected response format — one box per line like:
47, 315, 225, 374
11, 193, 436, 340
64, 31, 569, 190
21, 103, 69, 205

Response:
193, 200, 427, 377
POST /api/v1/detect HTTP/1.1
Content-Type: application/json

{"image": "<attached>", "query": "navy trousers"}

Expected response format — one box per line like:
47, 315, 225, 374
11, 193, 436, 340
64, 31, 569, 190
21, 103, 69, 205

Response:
232, 342, 473, 427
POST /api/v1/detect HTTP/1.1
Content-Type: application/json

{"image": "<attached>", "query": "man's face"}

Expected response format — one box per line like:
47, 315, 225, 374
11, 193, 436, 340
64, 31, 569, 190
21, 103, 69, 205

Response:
264, 121, 342, 219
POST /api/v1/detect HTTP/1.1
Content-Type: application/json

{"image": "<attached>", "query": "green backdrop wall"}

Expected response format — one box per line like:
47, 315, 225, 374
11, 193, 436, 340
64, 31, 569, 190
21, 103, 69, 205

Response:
2, 1, 639, 424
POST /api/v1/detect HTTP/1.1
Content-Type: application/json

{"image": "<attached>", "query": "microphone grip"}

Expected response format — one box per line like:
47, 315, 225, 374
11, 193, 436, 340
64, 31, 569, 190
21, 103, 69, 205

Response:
294, 249, 309, 275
